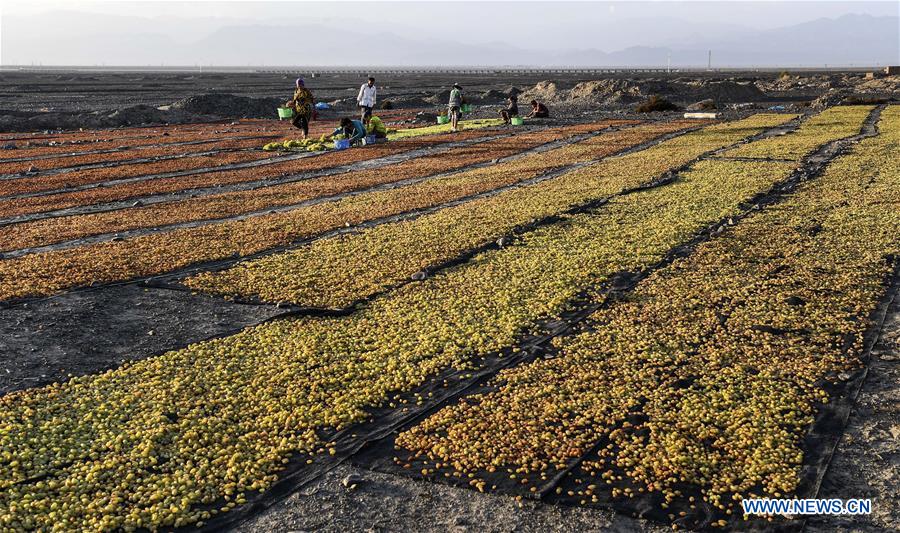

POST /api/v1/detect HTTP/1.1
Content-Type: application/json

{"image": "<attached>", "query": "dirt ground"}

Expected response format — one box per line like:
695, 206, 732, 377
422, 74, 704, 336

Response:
0, 70, 780, 114
236, 463, 668, 533
806, 296, 900, 532
2, 69, 896, 131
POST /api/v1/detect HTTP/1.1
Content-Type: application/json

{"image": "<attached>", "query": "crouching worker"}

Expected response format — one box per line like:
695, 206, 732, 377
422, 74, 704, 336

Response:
526, 100, 550, 119
287, 78, 314, 139
364, 114, 388, 139
330, 117, 367, 145
499, 95, 519, 124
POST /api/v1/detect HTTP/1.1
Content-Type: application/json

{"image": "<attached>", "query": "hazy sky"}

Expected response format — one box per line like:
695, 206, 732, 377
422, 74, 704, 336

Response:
1, 1, 898, 66
4, 0, 897, 26
3, 1, 898, 38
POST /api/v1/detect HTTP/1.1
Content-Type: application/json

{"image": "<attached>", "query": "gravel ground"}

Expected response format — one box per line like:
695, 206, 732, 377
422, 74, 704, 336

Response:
237, 463, 668, 533
807, 295, 900, 532
0, 70, 796, 115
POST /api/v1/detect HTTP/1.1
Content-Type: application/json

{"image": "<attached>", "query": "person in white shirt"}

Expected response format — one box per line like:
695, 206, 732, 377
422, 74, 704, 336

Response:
357, 77, 377, 122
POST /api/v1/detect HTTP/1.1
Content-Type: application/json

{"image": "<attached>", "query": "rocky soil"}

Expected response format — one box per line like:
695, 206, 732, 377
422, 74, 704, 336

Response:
2, 70, 897, 132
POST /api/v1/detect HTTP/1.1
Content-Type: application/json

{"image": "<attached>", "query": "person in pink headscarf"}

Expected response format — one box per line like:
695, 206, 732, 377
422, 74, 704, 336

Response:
286, 78, 315, 138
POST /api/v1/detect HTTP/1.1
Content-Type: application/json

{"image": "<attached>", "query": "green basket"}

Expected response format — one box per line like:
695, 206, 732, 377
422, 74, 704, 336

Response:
437, 115, 450, 125
277, 107, 294, 119
511, 116, 524, 126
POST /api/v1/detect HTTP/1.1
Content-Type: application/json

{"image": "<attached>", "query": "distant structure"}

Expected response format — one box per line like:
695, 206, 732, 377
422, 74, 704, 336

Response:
885, 66, 900, 75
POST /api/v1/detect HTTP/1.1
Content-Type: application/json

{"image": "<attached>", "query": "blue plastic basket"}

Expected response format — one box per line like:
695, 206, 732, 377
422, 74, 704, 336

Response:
334, 139, 351, 150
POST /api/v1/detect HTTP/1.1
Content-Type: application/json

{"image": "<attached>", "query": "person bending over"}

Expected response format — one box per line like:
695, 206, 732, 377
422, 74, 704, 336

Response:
286, 78, 314, 139
526, 100, 550, 119
330, 117, 367, 145
357, 77, 377, 122
365, 115, 388, 139
499, 95, 519, 124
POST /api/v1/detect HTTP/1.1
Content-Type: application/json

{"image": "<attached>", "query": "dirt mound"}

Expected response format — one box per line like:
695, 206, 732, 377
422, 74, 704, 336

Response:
567, 79, 650, 106
0, 103, 181, 132
755, 74, 900, 99
520, 78, 764, 109
499, 86, 523, 97
521, 81, 561, 103
681, 80, 764, 102
469, 89, 508, 105
811, 89, 853, 108
105, 105, 169, 126
686, 99, 717, 111
424, 88, 512, 107
169, 93, 283, 119
857, 75, 900, 93
425, 90, 452, 105
0, 93, 284, 132
636, 95, 679, 113
391, 96, 432, 109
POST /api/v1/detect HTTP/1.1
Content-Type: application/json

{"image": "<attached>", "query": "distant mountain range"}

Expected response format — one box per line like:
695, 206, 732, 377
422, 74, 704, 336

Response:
2, 12, 897, 67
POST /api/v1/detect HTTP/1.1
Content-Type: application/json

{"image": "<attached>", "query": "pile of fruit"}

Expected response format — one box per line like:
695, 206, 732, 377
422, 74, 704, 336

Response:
262, 119, 506, 153
263, 134, 341, 152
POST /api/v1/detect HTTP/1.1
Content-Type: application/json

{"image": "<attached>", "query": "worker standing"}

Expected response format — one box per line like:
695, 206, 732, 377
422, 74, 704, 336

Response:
364, 115, 388, 139
448, 83, 463, 133
357, 77, 377, 122
286, 78, 314, 139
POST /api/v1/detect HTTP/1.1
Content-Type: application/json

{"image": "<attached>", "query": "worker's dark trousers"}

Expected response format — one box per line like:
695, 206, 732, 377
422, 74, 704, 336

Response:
291, 114, 309, 136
